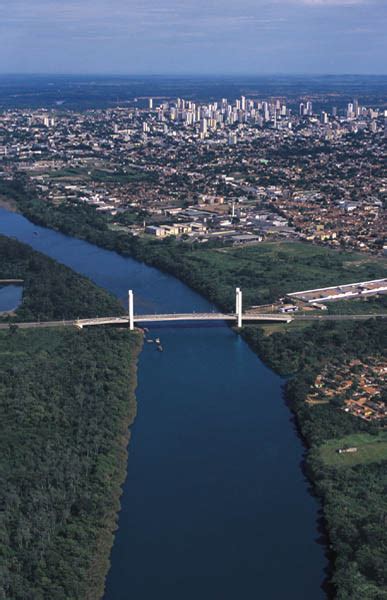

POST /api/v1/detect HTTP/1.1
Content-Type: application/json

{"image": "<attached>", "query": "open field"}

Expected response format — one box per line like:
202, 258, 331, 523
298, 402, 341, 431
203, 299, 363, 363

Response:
259, 320, 313, 336
319, 432, 387, 467
325, 296, 387, 314
46, 166, 156, 184
178, 241, 387, 309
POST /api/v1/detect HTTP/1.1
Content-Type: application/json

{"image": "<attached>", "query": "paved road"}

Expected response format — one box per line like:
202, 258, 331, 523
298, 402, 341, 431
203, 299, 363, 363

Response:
293, 313, 387, 321
0, 279, 24, 284
0, 320, 75, 330
1, 312, 386, 331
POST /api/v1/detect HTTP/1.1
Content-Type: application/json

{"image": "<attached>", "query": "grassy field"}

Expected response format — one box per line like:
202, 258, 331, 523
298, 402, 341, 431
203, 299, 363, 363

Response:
319, 432, 387, 467
325, 296, 387, 314
258, 320, 313, 336
182, 241, 387, 309
47, 166, 156, 184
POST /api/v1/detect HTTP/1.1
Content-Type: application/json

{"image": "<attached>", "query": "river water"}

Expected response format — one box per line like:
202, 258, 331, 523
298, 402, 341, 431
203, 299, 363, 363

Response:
0, 284, 23, 312
0, 208, 326, 599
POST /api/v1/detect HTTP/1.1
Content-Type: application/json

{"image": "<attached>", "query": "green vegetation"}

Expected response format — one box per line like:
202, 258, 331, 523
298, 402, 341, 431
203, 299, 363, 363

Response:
46, 166, 157, 184
0, 327, 142, 600
325, 296, 387, 315
3, 182, 387, 598
4, 184, 386, 312
0, 235, 124, 322
319, 432, 387, 467
312, 461, 387, 600
242, 318, 386, 378
243, 318, 387, 598
0, 234, 142, 599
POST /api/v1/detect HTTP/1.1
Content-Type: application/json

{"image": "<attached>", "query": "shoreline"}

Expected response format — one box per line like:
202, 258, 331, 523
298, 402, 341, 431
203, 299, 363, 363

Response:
0, 232, 145, 600
86, 331, 143, 600
0, 196, 17, 212
3, 201, 333, 596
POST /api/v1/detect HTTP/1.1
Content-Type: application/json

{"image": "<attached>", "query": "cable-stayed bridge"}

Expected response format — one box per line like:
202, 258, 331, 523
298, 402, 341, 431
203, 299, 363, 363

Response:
1, 289, 386, 331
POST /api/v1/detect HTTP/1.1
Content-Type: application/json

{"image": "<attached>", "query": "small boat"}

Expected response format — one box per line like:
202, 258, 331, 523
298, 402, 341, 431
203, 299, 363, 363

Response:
155, 337, 161, 344
157, 345, 163, 352
146, 339, 154, 343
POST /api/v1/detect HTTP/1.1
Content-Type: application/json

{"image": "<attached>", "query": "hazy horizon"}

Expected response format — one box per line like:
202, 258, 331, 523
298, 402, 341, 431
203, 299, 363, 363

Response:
1, 72, 387, 77
1, 0, 386, 76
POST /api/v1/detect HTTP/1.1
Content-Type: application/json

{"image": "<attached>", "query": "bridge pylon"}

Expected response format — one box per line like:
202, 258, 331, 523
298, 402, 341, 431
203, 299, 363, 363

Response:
128, 290, 134, 331
236, 287, 243, 328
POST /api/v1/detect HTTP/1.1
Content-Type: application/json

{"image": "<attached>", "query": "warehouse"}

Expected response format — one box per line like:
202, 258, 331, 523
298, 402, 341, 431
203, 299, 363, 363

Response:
287, 279, 387, 303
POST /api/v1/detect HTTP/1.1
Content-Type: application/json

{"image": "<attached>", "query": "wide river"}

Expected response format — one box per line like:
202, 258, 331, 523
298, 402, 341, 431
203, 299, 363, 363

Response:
1, 208, 326, 599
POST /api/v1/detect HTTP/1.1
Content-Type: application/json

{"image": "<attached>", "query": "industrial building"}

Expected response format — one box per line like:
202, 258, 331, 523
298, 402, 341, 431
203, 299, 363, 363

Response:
287, 278, 387, 304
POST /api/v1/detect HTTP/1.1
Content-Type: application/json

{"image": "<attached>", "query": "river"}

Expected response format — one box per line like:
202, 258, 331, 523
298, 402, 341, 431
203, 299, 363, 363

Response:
0, 284, 23, 312
0, 207, 326, 599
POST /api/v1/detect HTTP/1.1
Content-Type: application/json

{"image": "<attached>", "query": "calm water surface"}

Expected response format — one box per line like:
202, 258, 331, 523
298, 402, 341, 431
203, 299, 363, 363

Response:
0, 284, 23, 312
0, 208, 326, 599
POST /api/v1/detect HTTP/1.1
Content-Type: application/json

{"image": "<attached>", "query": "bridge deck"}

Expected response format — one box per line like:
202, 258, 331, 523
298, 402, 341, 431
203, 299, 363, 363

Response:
75, 313, 293, 327
1, 312, 386, 332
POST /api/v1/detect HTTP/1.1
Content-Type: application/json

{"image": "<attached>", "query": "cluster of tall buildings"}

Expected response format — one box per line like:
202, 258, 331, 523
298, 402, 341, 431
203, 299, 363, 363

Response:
153, 96, 291, 138
144, 95, 384, 140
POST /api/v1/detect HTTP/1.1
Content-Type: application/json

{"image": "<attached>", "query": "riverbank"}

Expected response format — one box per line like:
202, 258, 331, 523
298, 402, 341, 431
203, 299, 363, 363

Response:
2, 181, 386, 313
242, 322, 387, 598
2, 195, 387, 597
0, 206, 328, 600
0, 234, 124, 322
0, 196, 17, 212
85, 330, 143, 600
0, 327, 143, 600
0, 234, 144, 599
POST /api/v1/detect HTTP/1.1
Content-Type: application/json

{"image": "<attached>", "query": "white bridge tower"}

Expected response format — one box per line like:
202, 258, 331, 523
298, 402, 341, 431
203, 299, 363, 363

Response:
128, 290, 134, 331
236, 287, 243, 328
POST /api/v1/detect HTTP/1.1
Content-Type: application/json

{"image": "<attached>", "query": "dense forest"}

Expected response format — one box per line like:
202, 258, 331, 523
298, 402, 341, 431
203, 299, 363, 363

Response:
0, 233, 142, 598
0, 234, 124, 321
3, 179, 386, 312
3, 180, 387, 598
0, 327, 142, 600
243, 319, 387, 598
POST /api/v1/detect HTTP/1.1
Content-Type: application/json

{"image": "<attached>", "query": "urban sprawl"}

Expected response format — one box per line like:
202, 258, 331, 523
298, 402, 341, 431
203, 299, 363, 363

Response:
1, 94, 386, 424
0, 94, 386, 255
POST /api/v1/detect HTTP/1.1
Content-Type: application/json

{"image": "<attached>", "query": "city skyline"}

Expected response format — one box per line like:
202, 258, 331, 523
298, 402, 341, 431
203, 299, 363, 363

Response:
0, 0, 386, 75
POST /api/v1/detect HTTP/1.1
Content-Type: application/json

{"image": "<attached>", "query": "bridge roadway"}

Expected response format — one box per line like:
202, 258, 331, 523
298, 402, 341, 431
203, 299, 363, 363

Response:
74, 313, 293, 327
0, 312, 387, 331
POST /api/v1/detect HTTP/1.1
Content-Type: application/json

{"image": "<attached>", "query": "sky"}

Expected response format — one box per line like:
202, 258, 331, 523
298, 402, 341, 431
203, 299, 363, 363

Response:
0, 0, 386, 75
